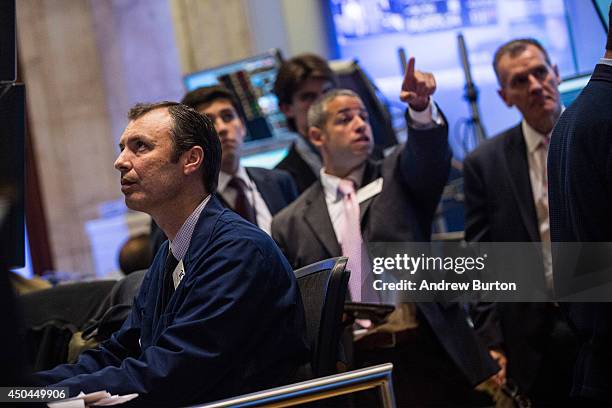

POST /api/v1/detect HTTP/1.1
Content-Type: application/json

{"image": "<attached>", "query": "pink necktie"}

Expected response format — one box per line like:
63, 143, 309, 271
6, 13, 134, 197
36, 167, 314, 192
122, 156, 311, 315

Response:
338, 179, 363, 301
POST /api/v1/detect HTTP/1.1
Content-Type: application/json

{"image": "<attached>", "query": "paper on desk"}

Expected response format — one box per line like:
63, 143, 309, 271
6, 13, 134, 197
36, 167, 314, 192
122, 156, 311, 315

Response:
48, 399, 85, 408
91, 393, 139, 406
48, 390, 137, 407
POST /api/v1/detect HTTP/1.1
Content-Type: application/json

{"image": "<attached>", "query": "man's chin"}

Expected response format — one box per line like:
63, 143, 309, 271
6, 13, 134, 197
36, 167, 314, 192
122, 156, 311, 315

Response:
124, 195, 148, 213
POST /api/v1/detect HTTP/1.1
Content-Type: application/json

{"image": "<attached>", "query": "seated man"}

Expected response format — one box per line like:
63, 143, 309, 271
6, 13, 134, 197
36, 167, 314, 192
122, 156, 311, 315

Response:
181, 86, 298, 235
272, 59, 498, 406
35, 102, 309, 406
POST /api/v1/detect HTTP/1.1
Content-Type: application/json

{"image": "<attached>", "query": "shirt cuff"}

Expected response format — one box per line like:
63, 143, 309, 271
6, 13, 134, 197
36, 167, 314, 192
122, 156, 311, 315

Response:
598, 57, 612, 67
408, 99, 444, 128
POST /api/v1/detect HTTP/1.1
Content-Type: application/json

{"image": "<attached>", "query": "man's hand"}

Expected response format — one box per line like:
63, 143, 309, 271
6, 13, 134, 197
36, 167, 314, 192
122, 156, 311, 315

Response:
488, 349, 507, 386
400, 57, 437, 112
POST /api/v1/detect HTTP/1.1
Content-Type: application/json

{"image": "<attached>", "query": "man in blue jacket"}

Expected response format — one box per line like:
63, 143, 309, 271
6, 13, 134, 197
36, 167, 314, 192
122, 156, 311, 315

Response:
35, 102, 309, 406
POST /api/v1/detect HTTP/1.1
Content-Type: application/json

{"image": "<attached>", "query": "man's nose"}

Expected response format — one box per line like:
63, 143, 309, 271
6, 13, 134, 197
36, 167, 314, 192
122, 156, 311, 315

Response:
215, 118, 229, 137
353, 116, 367, 133
528, 74, 544, 93
114, 150, 131, 172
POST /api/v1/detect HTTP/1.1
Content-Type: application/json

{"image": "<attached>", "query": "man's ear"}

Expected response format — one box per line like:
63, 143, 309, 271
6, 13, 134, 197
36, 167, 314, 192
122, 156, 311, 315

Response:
552, 64, 561, 85
498, 88, 513, 107
183, 146, 204, 176
309, 126, 324, 148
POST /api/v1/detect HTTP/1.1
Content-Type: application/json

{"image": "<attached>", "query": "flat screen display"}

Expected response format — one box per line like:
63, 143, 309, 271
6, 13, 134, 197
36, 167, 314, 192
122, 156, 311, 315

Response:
183, 50, 292, 143
593, 0, 611, 28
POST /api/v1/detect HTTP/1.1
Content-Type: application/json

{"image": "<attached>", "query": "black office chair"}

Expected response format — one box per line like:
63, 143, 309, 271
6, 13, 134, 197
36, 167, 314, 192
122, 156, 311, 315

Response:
294, 257, 350, 378
19, 280, 116, 370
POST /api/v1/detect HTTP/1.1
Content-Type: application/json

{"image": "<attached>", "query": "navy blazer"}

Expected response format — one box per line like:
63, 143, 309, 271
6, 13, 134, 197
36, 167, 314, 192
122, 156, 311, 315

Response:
272, 113, 498, 386
245, 166, 299, 215
548, 63, 612, 402
150, 167, 298, 254
36, 197, 310, 406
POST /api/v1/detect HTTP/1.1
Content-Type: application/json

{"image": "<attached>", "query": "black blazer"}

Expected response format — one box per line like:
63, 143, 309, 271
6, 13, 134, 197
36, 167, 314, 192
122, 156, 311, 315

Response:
548, 63, 612, 402
245, 167, 299, 215
272, 119, 498, 386
275, 142, 319, 193
463, 125, 567, 392
463, 124, 539, 243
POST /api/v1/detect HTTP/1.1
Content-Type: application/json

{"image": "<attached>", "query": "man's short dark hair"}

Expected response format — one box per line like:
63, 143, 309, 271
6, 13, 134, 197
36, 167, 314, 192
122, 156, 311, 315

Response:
274, 54, 336, 132
493, 38, 552, 85
127, 102, 221, 193
181, 86, 241, 116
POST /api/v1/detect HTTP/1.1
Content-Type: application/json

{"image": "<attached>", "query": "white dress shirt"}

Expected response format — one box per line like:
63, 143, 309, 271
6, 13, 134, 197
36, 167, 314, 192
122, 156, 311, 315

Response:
218, 166, 273, 235
522, 120, 553, 290
598, 57, 612, 67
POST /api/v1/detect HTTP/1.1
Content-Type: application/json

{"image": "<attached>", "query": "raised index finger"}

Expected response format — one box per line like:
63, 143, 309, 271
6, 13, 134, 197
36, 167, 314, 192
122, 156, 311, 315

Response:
402, 57, 416, 91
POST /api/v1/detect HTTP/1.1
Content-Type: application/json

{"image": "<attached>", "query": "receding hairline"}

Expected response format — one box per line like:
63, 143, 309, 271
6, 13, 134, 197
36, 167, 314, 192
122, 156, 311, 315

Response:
120, 107, 173, 146
493, 39, 553, 84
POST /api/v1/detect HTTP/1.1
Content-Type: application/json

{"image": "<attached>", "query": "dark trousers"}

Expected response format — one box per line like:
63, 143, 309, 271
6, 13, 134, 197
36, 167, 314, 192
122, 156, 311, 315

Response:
354, 322, 490, 407
526, 307, 578, 407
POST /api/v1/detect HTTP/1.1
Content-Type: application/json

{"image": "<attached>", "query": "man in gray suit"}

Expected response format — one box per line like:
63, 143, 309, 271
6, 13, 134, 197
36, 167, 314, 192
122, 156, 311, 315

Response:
271, 58, 498, 406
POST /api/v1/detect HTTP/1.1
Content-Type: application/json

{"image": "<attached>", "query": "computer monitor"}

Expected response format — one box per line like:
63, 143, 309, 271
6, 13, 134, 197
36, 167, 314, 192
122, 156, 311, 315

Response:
183, 49, 292, 143
559, 74, 591, 106
593, 0, 611, 29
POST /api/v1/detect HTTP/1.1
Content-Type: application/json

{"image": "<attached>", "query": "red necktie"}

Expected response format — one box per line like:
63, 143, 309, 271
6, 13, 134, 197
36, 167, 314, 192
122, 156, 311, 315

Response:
228, 177, 257, 224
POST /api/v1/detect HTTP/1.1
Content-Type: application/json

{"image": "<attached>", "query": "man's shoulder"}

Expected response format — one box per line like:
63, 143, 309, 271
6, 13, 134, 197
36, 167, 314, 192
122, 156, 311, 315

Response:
246, 166, 293, 184
274, 143, 301, 170
273, 182, 320, 226
189, 204, 277, 257
465, 125, 520, 164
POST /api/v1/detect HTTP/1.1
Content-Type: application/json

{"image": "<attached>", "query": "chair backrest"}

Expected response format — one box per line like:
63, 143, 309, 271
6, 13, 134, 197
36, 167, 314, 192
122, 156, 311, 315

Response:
294, 257, 349, 378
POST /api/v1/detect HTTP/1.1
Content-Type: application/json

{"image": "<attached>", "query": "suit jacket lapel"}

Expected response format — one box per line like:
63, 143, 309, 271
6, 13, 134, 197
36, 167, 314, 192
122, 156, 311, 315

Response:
358, 159, 381, 224
303, 183, 342, 257
502, 126, 540, 241
246, 167, 280, 214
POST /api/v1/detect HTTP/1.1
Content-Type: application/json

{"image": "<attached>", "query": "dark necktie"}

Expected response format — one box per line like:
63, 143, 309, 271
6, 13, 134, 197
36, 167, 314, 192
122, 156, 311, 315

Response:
227, 177, 257, 224
160, 251, 179, 313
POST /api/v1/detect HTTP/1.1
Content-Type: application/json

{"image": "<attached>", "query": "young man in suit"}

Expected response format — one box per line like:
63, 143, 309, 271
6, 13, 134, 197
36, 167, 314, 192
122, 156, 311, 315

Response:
35, 102, 309, 406
181, 85, 298, 235
548, 7, 612, 403
273, 54, 336, 193
272, 59, 498, 406
463, 39, 577, 404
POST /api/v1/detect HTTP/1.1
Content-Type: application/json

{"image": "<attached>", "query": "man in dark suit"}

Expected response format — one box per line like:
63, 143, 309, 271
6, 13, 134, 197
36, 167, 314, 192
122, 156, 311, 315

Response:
272, 59, 498, 406
273, 54, 336, 193
548, 8, 612, 403
35, 102, 309, 406
181, 85, 298, 235
463, 38, 577, 404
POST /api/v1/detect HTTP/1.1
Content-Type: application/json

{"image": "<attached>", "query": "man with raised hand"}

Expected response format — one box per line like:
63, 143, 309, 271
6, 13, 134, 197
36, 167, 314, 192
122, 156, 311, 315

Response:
272, 58, 497, 406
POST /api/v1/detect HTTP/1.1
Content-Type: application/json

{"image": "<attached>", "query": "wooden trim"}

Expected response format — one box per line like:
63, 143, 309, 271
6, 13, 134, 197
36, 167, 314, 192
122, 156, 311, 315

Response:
17, 52, 54, 275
